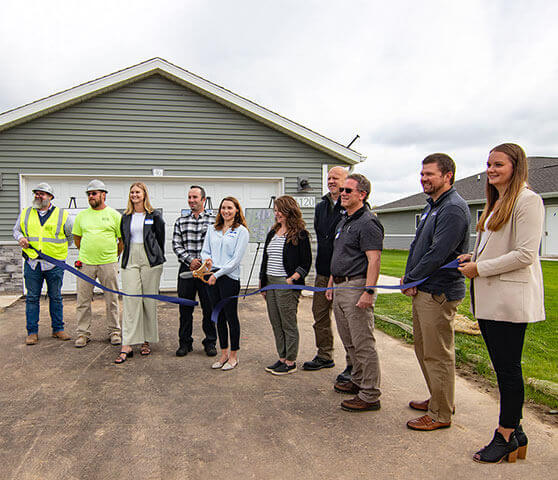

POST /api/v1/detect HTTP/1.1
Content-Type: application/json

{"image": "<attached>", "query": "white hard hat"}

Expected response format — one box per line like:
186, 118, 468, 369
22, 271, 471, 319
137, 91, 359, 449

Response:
32, 182, 55, 198
85, 179, 108, 193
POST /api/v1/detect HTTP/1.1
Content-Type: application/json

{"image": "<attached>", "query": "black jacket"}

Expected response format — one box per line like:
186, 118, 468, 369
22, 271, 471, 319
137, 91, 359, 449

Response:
314, 194, 344, 276
259, 229, 312, 287
404, 187, 470, 301
121, 210, 166, 268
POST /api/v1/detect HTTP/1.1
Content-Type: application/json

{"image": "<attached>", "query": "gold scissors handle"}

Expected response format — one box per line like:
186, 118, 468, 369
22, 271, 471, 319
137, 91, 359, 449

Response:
192, 259, 214, 283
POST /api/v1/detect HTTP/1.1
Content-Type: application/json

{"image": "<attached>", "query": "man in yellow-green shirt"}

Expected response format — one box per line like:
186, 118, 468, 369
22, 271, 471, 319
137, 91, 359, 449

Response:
72, 179, 123, 348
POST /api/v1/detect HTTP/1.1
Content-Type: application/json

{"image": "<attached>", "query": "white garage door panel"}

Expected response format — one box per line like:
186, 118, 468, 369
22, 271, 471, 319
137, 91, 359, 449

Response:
22, 175, 282, 293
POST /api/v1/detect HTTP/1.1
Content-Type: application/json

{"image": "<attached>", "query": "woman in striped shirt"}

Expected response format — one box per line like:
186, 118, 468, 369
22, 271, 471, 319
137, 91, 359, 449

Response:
259, 196, 312, 375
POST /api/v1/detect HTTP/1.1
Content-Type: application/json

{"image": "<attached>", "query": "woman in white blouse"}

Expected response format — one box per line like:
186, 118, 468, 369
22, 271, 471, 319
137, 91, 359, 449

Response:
116, 183, 165, 363
201, 197, 249, 370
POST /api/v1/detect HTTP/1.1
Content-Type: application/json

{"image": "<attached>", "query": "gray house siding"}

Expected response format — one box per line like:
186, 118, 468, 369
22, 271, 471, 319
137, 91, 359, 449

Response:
0, 74, 340, 242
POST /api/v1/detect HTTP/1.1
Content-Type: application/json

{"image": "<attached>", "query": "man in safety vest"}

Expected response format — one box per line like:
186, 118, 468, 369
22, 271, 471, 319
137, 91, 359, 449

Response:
13, 183, 73, 345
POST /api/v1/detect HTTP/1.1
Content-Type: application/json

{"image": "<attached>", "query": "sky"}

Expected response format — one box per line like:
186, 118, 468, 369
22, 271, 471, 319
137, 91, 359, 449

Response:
1, 0, 557, 206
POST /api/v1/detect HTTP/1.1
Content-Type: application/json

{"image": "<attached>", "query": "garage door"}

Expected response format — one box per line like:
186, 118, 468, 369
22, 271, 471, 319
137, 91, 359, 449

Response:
21, 175, 282, 293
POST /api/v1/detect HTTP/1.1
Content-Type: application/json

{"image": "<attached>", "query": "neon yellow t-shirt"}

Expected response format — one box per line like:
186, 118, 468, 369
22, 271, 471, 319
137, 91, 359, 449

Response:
72, 206, 122, 264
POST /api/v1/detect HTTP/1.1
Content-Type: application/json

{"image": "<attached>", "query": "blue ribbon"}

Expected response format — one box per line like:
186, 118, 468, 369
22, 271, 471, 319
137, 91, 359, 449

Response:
210, 259, 461, 323
30, 247, 198, 307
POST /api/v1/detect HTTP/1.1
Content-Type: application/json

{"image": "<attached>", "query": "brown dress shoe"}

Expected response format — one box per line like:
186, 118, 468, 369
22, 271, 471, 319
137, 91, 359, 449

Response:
341, 396, 381, 412
26, 334, 38, 345
52, 331, 71, 341
409, 399, 456, 414
407, 414, 451, 431
409, 399, 429, 411
334, 381, 360, 394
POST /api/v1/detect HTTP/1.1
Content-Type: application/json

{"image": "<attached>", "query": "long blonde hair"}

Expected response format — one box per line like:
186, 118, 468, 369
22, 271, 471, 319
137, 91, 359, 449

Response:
476, 143, 529, 232
125, 182, 154, 215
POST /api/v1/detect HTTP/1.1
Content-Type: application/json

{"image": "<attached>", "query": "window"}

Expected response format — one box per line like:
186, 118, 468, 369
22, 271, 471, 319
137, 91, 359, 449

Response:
476, 209, 484, 224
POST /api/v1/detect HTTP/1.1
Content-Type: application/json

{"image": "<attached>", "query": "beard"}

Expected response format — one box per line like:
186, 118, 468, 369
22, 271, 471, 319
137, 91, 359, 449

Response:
89, 197, 101, 208
32, 197, 50, 209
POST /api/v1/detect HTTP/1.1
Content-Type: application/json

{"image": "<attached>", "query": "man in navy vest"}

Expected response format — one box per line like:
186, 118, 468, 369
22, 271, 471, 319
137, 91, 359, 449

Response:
402, 154, 470, 431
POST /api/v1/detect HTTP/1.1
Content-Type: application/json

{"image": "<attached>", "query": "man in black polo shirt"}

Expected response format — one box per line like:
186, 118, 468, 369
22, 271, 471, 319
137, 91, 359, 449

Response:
303, 166, 349, 373
326, 173, 384, 412
402, 153, 470, 431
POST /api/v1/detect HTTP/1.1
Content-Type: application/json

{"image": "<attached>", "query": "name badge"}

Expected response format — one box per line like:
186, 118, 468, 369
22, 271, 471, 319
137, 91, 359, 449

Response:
145, 219, 154, 225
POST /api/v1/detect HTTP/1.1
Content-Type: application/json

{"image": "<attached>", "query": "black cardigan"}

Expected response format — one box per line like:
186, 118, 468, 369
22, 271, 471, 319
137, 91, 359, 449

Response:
259, 229, 312, 287
120, 210, 166, 268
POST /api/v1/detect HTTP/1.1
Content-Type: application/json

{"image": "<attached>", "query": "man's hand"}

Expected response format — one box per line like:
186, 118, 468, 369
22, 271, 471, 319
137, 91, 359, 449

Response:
189, 258, 202, 271
207, 274, 217, 286
356, 291, 374, 309
400, 277, 417, 297
18, 237, 29, 249
325, 276, 334, 301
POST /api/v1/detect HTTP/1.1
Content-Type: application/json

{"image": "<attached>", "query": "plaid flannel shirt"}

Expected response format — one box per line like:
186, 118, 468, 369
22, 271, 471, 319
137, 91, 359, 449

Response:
172, 210, 216, 267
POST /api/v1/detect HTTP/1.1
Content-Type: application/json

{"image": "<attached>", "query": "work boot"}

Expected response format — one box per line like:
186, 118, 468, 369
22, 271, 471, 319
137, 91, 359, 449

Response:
26, 334, 38, 345
52, 331, 71, 341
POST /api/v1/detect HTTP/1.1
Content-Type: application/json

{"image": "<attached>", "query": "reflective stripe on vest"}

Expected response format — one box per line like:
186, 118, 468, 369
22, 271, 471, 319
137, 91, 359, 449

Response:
21, 207, 69, 260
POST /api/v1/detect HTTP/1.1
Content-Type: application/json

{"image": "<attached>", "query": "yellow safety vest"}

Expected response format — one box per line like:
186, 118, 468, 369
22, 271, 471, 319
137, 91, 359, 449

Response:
20, 206, 69, 260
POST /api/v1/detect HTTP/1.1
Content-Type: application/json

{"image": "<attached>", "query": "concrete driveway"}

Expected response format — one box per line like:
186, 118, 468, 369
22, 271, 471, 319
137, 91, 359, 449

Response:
1, 293, 556, 479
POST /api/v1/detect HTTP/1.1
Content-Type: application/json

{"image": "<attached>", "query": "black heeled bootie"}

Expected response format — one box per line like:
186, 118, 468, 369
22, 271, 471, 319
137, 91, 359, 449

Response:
473, 430, 519, 464
515, 425, 528, 460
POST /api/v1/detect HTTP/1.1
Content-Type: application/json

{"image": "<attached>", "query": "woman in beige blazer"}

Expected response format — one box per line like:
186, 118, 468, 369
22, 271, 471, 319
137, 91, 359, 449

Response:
458, 143, 545, 464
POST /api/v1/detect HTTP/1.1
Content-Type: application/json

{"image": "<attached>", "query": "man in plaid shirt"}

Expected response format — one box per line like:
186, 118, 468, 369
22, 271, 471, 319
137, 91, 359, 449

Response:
173, 185, 217, 357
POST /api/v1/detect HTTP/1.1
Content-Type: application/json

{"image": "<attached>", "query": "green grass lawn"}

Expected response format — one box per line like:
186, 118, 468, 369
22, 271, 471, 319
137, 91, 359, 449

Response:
376, 250, 558, 408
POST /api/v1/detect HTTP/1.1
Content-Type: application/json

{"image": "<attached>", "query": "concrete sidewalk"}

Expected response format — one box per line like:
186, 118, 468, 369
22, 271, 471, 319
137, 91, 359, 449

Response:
1, 294, 556, 479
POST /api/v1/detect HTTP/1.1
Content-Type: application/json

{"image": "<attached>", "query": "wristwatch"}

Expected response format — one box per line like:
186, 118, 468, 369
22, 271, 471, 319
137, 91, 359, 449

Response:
365, 288, 375, 295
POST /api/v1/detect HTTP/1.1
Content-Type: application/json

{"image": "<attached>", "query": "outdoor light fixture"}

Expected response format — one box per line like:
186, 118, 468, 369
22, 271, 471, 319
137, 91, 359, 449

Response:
297, 176, 312, 192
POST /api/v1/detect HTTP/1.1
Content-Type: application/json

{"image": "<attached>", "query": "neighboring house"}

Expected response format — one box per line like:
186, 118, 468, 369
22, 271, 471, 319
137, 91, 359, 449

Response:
375, 157, 558, 257
0, 58, 363, 293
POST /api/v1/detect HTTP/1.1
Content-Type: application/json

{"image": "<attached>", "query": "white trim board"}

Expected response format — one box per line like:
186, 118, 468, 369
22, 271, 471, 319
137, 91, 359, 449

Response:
0, 58, 364, 165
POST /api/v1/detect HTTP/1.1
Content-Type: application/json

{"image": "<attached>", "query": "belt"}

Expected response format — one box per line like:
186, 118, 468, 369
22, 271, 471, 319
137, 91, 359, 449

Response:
332, 274, 366, 284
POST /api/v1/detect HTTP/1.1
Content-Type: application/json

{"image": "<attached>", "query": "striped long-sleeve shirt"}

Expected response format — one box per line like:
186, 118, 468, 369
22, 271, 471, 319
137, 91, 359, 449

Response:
172, 210, 216, 267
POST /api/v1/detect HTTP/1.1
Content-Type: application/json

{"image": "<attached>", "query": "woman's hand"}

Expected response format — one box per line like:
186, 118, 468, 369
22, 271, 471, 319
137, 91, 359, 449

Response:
207, 274, 217, 286
457, 253, 472, 264
458, 261, 479, 279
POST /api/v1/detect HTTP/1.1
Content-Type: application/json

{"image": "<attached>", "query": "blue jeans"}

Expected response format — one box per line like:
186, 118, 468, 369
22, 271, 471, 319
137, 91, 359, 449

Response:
24, 262, 65, 334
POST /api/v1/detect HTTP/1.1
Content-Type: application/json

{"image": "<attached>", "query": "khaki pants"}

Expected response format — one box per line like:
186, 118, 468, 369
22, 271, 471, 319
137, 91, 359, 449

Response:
311, 274, 335, 361
76, 262, 121, 338
121, 244, 163, 345
333, 278, 381, 403
412, 290, 461, 423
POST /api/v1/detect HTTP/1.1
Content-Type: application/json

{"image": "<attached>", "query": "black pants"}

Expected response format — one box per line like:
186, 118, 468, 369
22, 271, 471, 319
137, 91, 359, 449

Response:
478, 319, 528, 428
207, 275, 241, 351
177, 263, 216, 348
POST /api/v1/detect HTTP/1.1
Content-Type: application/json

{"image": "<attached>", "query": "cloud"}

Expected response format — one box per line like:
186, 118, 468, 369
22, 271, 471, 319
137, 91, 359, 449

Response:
1, 0, 558, 206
